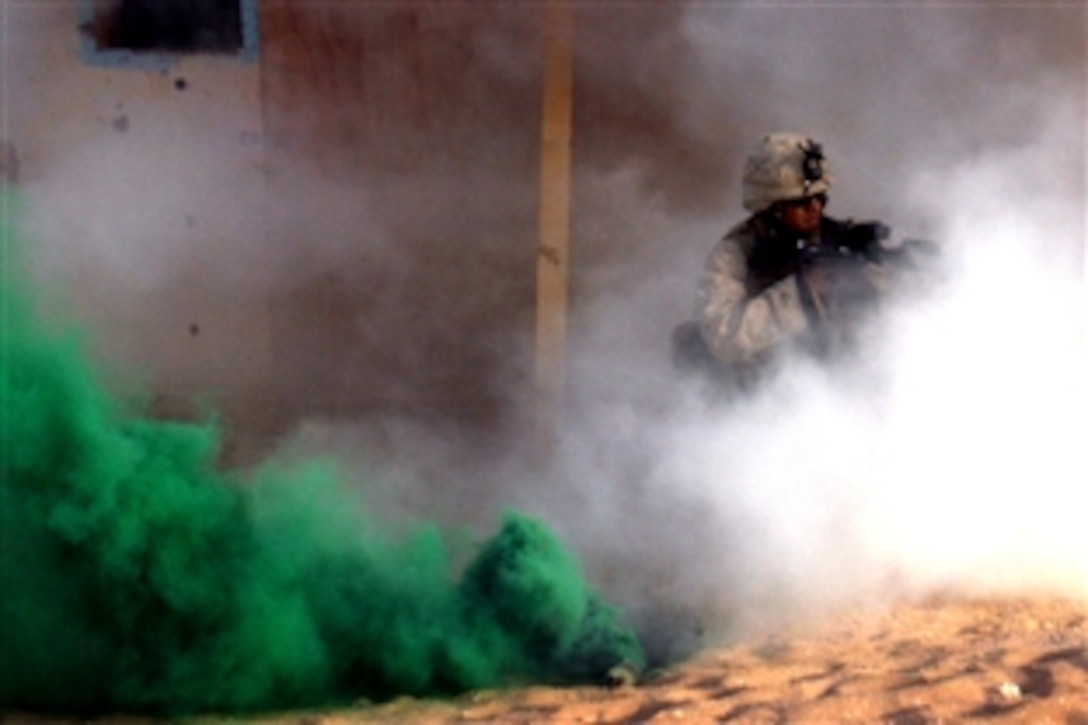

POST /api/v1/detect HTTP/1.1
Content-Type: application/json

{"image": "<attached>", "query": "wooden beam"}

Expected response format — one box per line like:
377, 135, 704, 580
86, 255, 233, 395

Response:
535, 0, 574, 449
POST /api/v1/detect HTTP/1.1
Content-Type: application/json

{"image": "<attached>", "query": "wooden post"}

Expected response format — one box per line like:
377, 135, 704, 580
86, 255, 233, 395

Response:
535, 0, 574, 452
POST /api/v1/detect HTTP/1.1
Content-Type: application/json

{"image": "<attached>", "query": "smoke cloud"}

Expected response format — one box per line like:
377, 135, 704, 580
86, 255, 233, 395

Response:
3, 0, 1086, 712
1, 201, 643, 714
537, 4, 1088, 645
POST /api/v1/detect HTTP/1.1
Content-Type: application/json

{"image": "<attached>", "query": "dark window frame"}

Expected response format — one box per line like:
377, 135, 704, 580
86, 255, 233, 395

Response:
80, 0, 260, 69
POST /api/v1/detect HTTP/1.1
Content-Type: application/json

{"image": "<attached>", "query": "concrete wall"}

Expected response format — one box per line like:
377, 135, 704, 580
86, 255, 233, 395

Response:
5, 1, 277, 461
257, 2, 544, 426
3, 1, 557, 462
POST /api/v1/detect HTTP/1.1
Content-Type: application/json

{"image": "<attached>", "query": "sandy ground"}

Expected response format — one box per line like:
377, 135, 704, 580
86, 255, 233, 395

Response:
6, 594, 1087, 724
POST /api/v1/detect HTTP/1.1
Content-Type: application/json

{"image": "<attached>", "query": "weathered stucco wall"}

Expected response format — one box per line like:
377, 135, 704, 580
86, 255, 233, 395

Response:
257, 2, 547, 426
5, 1, 276, 460
8, 4, 261, 178
4, 2, 559, 461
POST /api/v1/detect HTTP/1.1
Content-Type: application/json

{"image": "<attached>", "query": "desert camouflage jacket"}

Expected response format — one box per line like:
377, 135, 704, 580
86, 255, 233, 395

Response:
695, 216, 808, 364
694, 214, 889, 364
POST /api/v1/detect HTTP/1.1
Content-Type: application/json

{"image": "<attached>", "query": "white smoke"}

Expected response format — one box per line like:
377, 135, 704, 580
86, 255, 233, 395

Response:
8, 1, 1085, 662
859, 100, 1087, 597
516, 5, 1087, 651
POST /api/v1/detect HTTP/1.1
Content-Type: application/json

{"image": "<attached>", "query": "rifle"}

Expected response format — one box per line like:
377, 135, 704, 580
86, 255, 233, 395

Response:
804, 218, 939, 271
796, 219, 941, 332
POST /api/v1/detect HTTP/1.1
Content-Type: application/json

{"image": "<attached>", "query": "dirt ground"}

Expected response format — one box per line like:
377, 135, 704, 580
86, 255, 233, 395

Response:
5, 594, 1086, 724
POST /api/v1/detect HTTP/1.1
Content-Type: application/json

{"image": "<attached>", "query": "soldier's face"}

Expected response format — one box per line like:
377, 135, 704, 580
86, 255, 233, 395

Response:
779, 194, 825, 237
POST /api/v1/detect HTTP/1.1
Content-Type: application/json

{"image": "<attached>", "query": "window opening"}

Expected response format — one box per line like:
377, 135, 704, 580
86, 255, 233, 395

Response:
81, 0, 259, 67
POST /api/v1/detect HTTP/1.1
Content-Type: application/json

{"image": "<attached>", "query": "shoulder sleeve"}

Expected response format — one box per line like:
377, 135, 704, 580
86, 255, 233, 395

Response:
694, 225, 813, 363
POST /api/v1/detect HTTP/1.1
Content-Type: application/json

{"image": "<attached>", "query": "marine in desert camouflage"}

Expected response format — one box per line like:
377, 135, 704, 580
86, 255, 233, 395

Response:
672, 132, 937, 394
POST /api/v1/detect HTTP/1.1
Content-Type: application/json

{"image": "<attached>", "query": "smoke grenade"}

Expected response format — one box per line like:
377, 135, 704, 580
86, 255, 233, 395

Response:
0, 191, 643, 715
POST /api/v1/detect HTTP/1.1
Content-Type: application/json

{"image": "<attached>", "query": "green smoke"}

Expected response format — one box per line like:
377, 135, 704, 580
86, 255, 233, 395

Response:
0, 192, 644, 715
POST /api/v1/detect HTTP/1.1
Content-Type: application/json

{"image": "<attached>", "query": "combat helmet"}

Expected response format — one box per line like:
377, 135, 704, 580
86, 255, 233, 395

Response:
742, 132, 831, 213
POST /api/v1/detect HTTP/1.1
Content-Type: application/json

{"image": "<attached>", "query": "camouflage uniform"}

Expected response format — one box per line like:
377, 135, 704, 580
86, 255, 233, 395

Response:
674, 133, 889, 387
695, 216, 816, 364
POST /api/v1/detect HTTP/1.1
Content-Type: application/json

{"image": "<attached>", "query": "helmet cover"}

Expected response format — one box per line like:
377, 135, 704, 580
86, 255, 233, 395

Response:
742, 132, 832, 213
